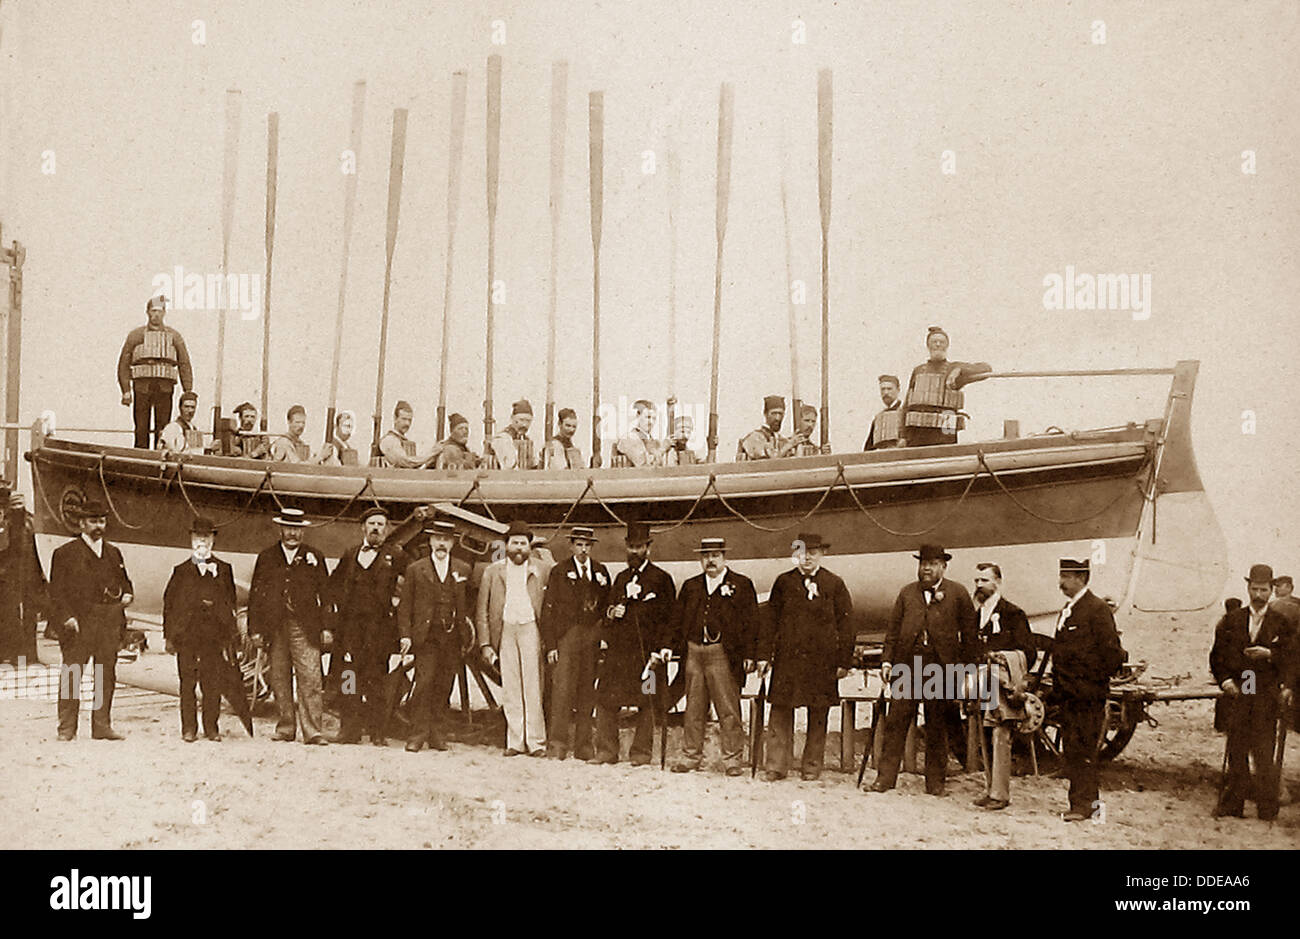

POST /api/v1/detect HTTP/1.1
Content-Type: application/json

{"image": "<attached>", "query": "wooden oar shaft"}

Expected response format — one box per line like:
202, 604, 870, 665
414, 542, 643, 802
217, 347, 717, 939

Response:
215, 88, 241, 430
589, 90, 604, 466
327, 80, 366, 442
372, 107, 408, 457
546, 61, 568, 443
781, 177, 800, 422
817, 68, 832, 451
437, 70, 468, 441
261, 111, 278, 436
707, 83, 733, 463
484, 54, 502, 451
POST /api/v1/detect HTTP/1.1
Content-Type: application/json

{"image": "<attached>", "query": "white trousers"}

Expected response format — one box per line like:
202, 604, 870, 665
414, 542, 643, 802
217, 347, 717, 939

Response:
499, 619, 546, 753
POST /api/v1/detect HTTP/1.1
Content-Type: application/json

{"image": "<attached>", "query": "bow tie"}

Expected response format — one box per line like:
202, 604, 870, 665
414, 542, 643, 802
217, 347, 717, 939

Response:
359, 546, 379, 557
196, 562, 217, 577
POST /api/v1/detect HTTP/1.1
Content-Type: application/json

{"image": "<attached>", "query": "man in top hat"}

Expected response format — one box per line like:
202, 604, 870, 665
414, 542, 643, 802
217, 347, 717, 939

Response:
49, 499, 134, 740
864, 374, 903, 450
399, 518, 472, 752
1051, 558, 1125, 820
377, 400, 435, 469
434, 413, 481, 470
670, 536, 759, 775
327, 507, 411, 745
476, 519, 549, 755
757, 533, 854, 781
118, 294, 195, 449
488, 400, 537, 470
542, 408, 585, 470
247, 507, 331, 744
163, 517, 238, 741
595, 521, 677, 765
319, 410, 360, 467
737, 395, 800, 461
539, 526, 610, 759
228, 402, 271, 459
869, 544, 977, 796
157, 390, 205, 455
0, 483, 48, 666
897, 327, 990, 448
613, 400, 667, 467
1210, 563, 1297, 820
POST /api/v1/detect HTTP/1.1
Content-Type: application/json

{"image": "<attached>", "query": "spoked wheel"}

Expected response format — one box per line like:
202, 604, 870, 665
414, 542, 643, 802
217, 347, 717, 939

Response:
1034, 697, 1140, 768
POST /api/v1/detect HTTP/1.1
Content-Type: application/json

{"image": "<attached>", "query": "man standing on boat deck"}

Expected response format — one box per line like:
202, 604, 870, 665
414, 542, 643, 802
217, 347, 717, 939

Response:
247, 508, 330, 744
377, 400, 434, 468
328, 507, 410, 745
476, 520, 549, 755
869, 544, 976, 796
864, 374, 903, 450
541, 408, 584, 469
898, 327, 992, 448
540, 526, 609, 760
434, 413, 481, 469
670, 537, 759, 776
229, 402, 270, 459
737, 395, 800, 460
118, 294, 195, 449
488, 400, 537, 470
49, 500, 134, 741
158, 391, 205, 455
270, 405, 312, 462
613, 400, 667, 467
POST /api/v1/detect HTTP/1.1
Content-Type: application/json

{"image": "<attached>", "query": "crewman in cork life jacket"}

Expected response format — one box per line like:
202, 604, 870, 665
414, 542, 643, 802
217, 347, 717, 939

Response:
898, 327, 991, 448
117, 295, 195, 450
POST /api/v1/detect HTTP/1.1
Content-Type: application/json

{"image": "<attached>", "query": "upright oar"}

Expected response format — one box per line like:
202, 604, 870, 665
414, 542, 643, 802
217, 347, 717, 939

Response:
436, 70, 468, 441
371, 107, 409, 459
588, 90, 604, 467
326, 80, 366, 445
214, 88, 241, 440
706, 83, 734, 464
260, 111, 278, 436
781, 175, 801, 425
817, 68, 833, 450
666, 143, 680, 439
483, 54, 502, 456
544, 61, 568, 446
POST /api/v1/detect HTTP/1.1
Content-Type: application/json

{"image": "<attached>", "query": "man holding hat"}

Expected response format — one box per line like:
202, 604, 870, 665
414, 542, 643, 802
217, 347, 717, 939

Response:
758, 533, 854, 782
157, 391, 205, 455
247, 508, 330, 744
0, 484, 47, 666
737, 395, 799, 461
1210, 563, 1297, 820
477, 519, 549, 755
399, 518, 472, 752
163, 517, 238, 741
48, 500, 134, 740
1050, 558, 1125, 820
488, 399, 537, 470
434, 413, 481, 470
328, 507, 411, 745
594, 521, 676, 765
117, 294, 195, 449
228, 402, 271, 459
539, 526, 609, 759
670, 536, 759, 775
870, 544, 976, 796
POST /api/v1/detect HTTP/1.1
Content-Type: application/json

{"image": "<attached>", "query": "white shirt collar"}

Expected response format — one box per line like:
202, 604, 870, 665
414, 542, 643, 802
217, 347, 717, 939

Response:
705, 568, 727, 593
979, 591, 1001, 618
433, 554, 450, 580
81, 534, 104, 557
800, 564, 821, 579
282, 544, 299, 564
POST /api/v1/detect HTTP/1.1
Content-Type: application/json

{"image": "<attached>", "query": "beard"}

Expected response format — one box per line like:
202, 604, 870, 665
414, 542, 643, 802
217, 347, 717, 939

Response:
974, 586, 992, 602
506, 549, 529, 565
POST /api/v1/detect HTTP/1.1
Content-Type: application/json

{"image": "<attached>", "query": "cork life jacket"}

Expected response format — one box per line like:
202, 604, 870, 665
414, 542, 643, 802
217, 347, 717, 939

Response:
130, 328, 180, 382
871, 405, 903, 445
490, 431, 534, 470
904, 365, 966, 431
374, 432, 417, 468
177, 421, 204, 450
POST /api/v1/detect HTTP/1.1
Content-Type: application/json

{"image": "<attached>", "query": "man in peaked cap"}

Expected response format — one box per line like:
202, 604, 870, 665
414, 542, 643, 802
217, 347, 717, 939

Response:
1210, 563, 1297, 820
737, 395, 799, 461
163, 517, 239, 741
488, 399, 537, 470
1051, 557, 1125, 821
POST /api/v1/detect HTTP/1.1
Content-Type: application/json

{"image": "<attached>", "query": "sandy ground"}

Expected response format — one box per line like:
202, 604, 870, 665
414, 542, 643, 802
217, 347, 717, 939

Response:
2, 610, 1298, 849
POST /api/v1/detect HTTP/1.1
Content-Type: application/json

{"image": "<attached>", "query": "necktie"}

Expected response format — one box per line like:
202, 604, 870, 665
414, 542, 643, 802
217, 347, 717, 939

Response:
198, 562, 215, 577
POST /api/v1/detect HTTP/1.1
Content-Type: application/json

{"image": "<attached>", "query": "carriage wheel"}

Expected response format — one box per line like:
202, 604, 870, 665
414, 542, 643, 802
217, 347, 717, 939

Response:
1034, 698, 1140, 767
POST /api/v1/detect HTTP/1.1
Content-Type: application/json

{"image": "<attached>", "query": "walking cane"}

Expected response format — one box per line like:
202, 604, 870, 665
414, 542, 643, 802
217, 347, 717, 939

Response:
1272, 700, 1289, 813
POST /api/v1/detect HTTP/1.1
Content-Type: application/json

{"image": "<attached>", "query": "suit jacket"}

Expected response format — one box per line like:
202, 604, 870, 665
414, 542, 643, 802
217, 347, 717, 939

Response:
399, 555, 472, 650
475, 557, 549, 651
1050, 589, 1124, 701
670, 568, 759, 679
974, 595, 1035, 666
163, 557, 238, 647
1210, 602, 1297, 692
759, 566, 855, 708
539, 555, 611, 653
882, 577, 976, 668
328, 543, 411, 657
599, 560, 677, 705
48, 537, 133, 634
247, 541, 330, 646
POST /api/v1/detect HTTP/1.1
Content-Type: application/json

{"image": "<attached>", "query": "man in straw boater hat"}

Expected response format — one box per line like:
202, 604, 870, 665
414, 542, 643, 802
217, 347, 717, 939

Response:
539, 525, 609, 760
1050, 557, 1125, 821
398, 518, 472, 752
757, 533, 854, 782
476, 519, 549, 756
48, 499, 134, 741
1210, 562, 1297, 820
594, 521, 676, 766
327, 507, 411, 746
488, 399, 537, 470
737, 395, 800, 461
670, 536, 759, 776
869, 544, 976, 796
163, 516, 238, 742
247, 507, 331, 744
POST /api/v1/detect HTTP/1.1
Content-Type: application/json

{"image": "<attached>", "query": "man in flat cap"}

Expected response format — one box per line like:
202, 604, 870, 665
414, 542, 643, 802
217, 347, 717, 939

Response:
488, 400, 537, 470
399, 518, 472, 752
49, 500, 134, 740
0, 483, 47, 666
864, 374, 903, 450
670, 537, 759, 775
157, 390, 205, 456
1210, 563, 1297, 820
228, 402, 271, 459
540, 526, 609, 759
541, 408, 585, 470
163, 517, 238, 741
870, 544, 976, 796
737, 395, 800, 461
434, 413, 481, 470
118, 294, 194, 449
477, 519, 549, 755
328, 507, 411, 745
613, 400, 667, 468
897, 327, 990, 448
1051, 558, 1125, 820
247, 508, 331, 744
758, 533, 854, 782
595, 521, 677, 765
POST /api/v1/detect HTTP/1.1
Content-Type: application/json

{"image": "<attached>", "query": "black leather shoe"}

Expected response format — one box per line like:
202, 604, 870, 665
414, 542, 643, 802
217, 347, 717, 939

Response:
984, 798, 1010, 811
305, 735, 328, 746
205, 732, 222, 742
725, 765, 745, 777
182, 731, 198, 743
800, 771, 821, 782
371, 736, 388, 747
671, 762, 698, 773
429, 740, 449, 751
273, 733, 295, 742
405, 740, 424, 753
973, 795, 993, 807
763, 771, 785, 782
868, 780, 892, 793
92, 729, 125, 741
57, 731, 75, 742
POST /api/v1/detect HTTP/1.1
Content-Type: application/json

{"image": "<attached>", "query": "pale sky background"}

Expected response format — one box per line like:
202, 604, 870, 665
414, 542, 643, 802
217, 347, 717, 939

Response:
1, 0, 1297, 584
